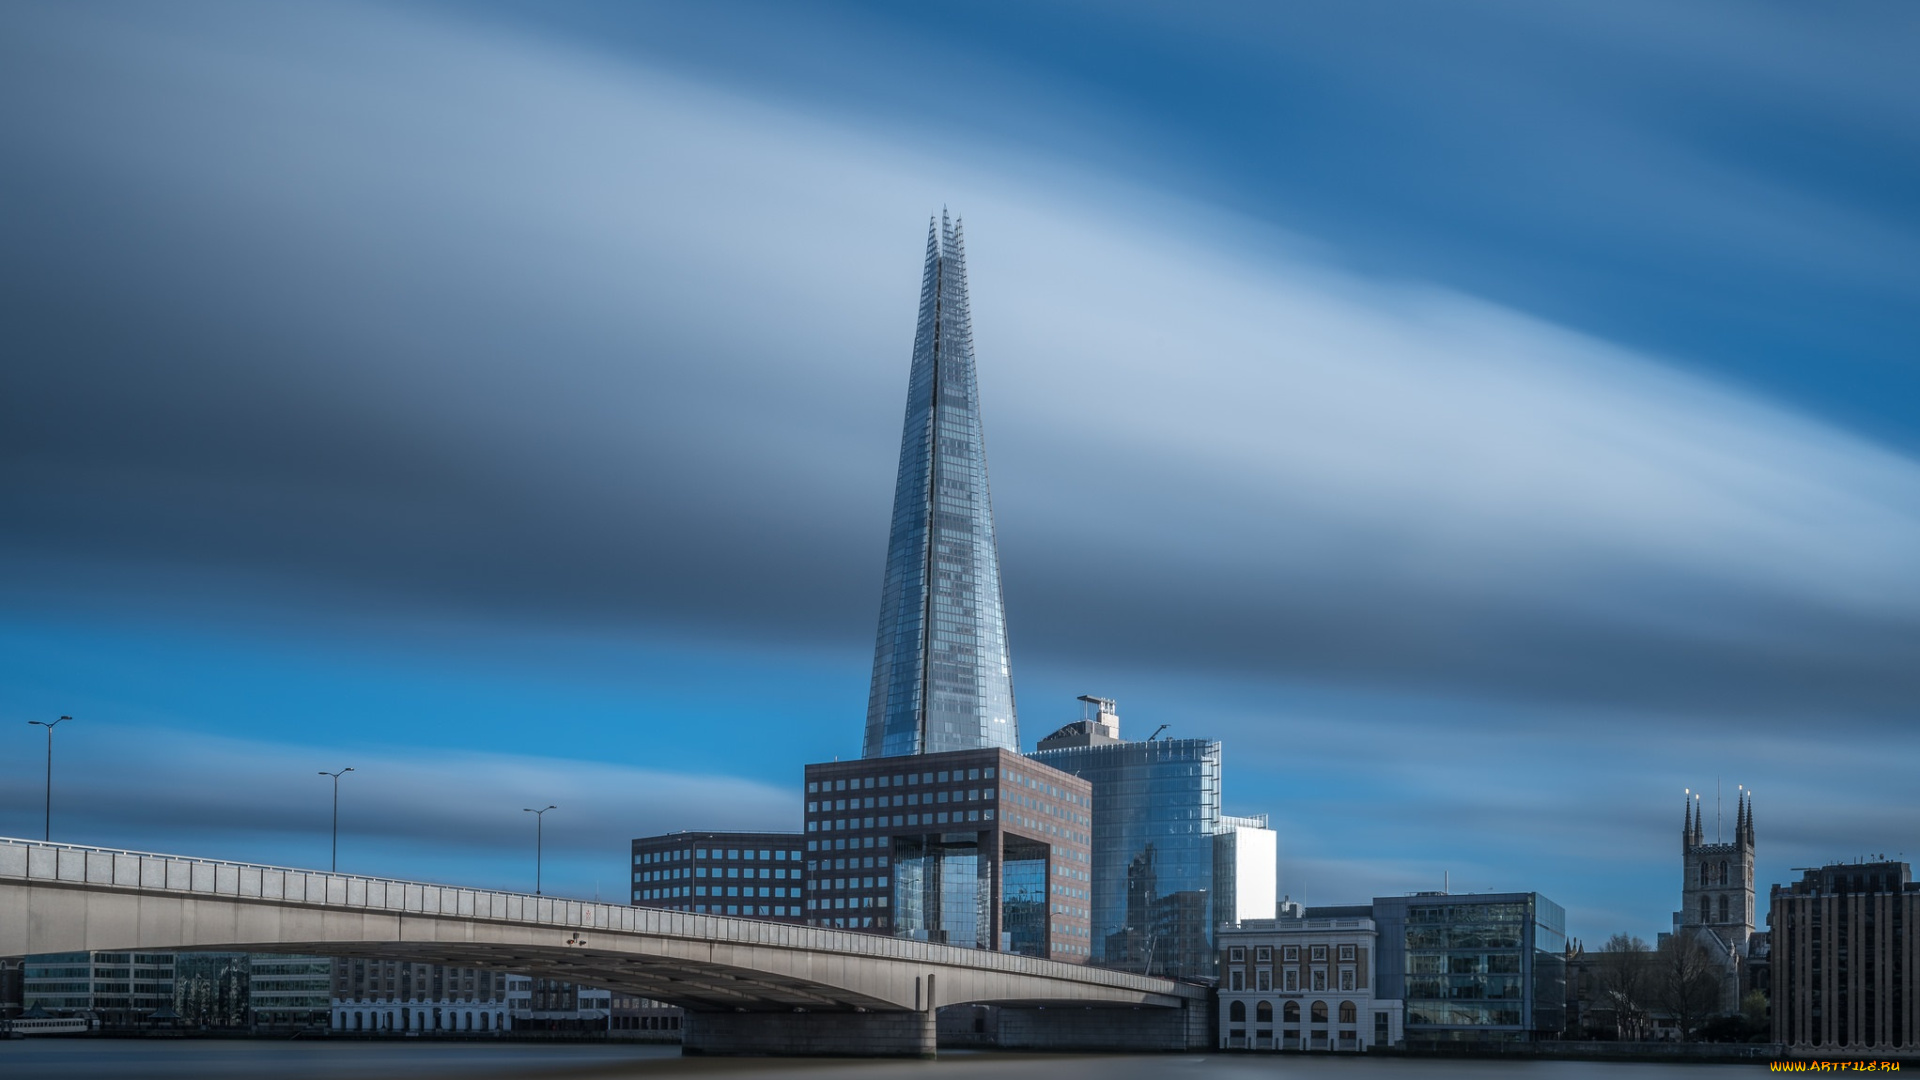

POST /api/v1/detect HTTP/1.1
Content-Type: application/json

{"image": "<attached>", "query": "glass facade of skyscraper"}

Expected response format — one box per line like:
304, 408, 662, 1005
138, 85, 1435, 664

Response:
1028, 735, 1225, 978
863, 212, 1018, 759
1369, 892, 1567, 1043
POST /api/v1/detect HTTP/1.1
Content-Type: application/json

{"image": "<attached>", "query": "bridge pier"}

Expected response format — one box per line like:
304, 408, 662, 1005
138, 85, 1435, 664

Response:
682, 1009, 936, 1058
939, 1002, 1212, 1052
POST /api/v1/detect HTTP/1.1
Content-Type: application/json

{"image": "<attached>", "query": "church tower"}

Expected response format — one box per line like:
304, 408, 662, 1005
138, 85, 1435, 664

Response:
1676, 785, 1757, 955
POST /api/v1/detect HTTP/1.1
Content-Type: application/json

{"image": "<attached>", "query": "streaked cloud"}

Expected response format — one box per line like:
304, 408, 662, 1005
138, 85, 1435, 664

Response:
1, 0, 1914, 939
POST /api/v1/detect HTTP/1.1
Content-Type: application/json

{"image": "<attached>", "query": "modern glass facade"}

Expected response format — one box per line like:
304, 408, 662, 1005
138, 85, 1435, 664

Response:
1370, 892, 1567, 1043
1027, 736, 1225, 977
864, 212, 1018, 759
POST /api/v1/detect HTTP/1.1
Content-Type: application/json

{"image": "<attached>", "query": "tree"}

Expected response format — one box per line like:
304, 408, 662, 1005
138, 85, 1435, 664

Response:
1594, 933, 1654, 1040
1654, 933, 1724, 1041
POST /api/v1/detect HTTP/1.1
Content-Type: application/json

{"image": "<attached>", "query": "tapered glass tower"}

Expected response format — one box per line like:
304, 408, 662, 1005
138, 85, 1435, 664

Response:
863, 212, 1019, 759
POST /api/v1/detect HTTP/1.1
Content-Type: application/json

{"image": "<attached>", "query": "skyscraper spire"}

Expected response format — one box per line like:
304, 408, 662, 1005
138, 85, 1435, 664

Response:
862, 212, 1018, 759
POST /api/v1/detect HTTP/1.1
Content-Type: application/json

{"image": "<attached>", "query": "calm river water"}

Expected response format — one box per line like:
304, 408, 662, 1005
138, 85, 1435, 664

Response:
0, 1041, 1762, 1080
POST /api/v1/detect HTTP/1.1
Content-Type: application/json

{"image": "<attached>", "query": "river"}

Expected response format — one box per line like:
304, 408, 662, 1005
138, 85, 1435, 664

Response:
0, 1040, 1764, 1080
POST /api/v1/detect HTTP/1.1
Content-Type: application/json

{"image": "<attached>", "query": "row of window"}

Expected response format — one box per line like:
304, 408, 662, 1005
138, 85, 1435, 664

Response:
809, 788, 994, 812
634, 866, 800, 882
809, 767, 997, 793
635, 886, 799, 900
653, 904, 798, 917
1228, 968, 1357, 992
811, 810, 997, 830
1226, 999, 1363, 1024
1229, 944, 1357, 962
634, 847, 801, 864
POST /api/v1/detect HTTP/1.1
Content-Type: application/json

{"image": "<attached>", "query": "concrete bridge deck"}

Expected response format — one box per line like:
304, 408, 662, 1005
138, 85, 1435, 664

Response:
0, 837, 1209, 1054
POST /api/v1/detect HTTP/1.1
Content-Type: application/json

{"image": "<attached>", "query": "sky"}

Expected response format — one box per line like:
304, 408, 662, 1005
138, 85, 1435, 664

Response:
2, 0, 1917, 944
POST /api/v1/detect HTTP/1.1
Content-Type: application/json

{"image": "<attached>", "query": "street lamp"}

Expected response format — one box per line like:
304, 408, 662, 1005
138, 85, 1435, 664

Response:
318, 767, 354, 872
26, 716, 73, 842
523, 805, 556, 895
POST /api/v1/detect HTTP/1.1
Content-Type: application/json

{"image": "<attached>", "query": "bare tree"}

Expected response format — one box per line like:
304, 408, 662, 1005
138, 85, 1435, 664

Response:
1595, 933, 1653, 1040
1654, 932, 1724, 1041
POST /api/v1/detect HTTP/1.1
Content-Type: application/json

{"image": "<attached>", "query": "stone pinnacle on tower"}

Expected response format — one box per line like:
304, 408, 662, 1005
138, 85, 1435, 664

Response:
862, 211, 1019, 758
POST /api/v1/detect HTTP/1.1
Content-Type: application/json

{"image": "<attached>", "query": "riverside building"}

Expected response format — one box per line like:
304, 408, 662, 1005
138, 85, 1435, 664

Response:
1217, 915, 1403, 1051
1028, 696, 1275, 978
629, 831, 806, 921
803, 750, 1092, 961
1770, 860, 1919, 1051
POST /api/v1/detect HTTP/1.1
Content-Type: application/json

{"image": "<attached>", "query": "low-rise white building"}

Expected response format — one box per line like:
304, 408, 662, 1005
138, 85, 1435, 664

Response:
1218, 915, 1403, 1051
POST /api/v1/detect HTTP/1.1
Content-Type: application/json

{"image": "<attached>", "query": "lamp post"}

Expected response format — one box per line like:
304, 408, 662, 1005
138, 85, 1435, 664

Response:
318, 767, 353, 872
524, 805, 556, 895
26, 716, 72, 842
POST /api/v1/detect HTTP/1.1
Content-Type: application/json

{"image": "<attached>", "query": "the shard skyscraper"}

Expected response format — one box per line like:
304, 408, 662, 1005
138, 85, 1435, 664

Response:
862, 212, 1019, 759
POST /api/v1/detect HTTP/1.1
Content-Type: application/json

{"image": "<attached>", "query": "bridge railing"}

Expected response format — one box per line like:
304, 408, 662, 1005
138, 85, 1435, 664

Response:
0, 837, 1186, 997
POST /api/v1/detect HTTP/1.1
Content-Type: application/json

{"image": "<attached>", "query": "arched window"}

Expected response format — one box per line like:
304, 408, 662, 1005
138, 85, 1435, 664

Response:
1719, 860, 1729, 886
1718, 895, 1729, 923
1339, 1001, 1357, 1024
1229, 1000, 1246, 1023
1311, 1001, 1328, 1023
1284, 1001, 1300, 1023
1256, 1001, 1273, 1023
1700, 864, 1710, 886
1699, 895, 1711, 923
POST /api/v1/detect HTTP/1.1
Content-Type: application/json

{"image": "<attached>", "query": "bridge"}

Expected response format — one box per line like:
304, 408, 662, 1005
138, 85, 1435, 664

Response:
0, 838, 1208, 1055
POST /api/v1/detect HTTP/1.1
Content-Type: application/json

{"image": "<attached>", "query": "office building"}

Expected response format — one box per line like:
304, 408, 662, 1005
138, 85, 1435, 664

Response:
1216, 814, 1279, 928
1218, 915, 1404, 1051
610, 993, 683, 1039
508, 977, 612, 1032
172, 953, 250, 1029
1770, 860, 1919, 1051
1370, 892, 1567, 1043
330, 960, 511, 1033
863, 211, 1019, 759
21, 951, 175, 1028
1029, 697, 1274, 978
630, 831, 807, 921
803, 749, 1092, 961
248, 954, 332, 1030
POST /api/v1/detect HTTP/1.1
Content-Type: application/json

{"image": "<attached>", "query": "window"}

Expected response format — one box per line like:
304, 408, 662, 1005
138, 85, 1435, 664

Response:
1311, 945, 1327, 961
1338, 944, 1356, 961
1284, 970, 1298, 992
1699, 895, 1711, 923
1284, 946, 1299, 962
1229, 1001, 1246, 1023
1340, 968, 1355, 991
1284, 1002, 1300, 1023
1229, 947, 1246, 962
1256, 947, 1272, 962
1229, 970, 1244, 991
1339, 1001, 1357, 1025
1256, 1001, 1273, 1024
1718, 895, 1729, 923
1311, 1001, 1328, 1024
1312, 969, 1326, 992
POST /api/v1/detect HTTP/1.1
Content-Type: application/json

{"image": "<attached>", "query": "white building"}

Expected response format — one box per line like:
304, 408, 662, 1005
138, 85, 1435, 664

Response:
1218, 915, 1403, 1052
1214, 814, 1277, 927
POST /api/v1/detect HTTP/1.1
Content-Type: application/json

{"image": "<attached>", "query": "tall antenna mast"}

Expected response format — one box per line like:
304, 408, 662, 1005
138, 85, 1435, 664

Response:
1717, 777, 1722, 843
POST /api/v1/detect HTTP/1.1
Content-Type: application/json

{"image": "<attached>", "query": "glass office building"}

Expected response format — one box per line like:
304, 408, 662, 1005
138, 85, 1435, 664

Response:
1369, 892, 1567, 1043
863, 211, 1019, 759
1029, 715, 1229, 978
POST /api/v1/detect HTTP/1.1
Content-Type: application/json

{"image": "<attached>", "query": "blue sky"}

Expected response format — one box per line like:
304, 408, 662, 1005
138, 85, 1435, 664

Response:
2, 0, 1916, 944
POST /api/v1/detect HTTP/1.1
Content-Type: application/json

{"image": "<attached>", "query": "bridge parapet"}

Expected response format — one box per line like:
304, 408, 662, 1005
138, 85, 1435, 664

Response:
0, 837, 1198, 1007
